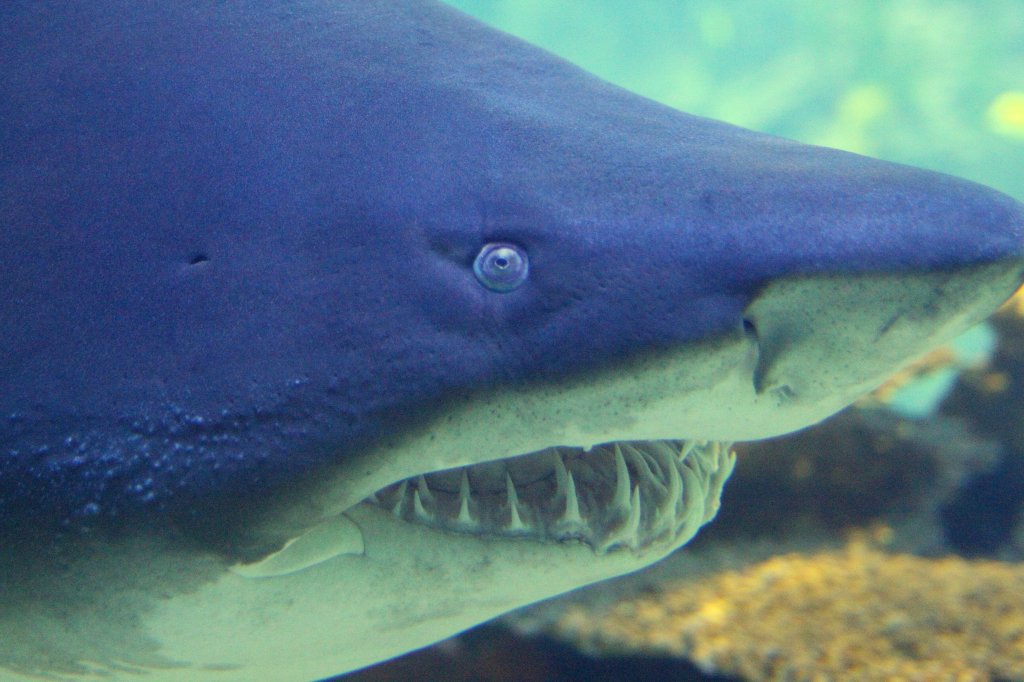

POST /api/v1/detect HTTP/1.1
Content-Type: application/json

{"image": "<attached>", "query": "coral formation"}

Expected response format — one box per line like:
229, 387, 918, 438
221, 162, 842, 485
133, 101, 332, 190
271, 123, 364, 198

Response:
550, 538, 1024, 681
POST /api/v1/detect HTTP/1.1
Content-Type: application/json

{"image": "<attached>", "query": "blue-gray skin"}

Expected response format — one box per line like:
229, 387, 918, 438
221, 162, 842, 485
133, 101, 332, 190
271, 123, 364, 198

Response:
2, 1, 1024, 680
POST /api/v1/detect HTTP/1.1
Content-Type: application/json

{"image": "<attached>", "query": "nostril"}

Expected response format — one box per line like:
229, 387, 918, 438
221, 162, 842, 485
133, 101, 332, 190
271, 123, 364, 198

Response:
744, 316, 769, 393
742, 317, 758, 340
742, 316, 793, 400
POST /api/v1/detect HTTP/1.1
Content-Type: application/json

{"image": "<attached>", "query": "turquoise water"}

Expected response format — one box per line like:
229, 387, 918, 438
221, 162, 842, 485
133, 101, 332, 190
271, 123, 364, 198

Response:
447, 0, 1024, 201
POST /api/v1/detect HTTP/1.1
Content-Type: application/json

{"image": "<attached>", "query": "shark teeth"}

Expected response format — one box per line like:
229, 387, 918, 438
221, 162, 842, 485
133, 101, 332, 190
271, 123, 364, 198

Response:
612, 444, 631, 512
560, 469, 583, 525
505, 474, 526, 532
390, 480, 408, 518
367, 440, 735, 555
456, 470, 474, 526
416, 475, 434, 505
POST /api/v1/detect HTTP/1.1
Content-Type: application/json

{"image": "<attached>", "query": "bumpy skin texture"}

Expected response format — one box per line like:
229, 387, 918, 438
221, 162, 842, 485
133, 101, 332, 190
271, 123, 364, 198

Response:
2, 1, 1023, 541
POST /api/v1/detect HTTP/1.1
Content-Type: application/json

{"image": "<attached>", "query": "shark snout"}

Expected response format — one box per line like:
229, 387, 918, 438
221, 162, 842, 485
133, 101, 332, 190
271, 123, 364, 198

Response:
745, 256, 1024, 409
727, 153, 1024, 411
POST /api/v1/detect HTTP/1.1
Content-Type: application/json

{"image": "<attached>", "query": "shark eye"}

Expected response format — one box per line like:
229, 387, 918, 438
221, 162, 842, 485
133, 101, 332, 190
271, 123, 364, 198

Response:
473, 242, 529, 292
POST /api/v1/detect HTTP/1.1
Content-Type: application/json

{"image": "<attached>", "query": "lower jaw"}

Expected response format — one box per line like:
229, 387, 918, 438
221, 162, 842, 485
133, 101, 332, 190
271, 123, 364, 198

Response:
363, 439, 736, 555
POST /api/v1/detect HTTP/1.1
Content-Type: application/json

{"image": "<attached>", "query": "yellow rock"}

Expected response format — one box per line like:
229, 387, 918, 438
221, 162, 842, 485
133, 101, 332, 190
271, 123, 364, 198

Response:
986, 91, 1024, 139
999, 283, 1024, 316
552, 540, 1024, 681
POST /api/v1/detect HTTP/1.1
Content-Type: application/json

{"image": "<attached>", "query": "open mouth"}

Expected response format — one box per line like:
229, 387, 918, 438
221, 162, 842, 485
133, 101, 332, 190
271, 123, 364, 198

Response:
363, 440, 735, 554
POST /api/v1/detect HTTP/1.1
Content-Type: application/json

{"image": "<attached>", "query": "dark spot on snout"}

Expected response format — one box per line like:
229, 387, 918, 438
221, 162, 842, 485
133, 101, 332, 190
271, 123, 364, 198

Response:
876, 311, 901, 339
188, 253, 210, 266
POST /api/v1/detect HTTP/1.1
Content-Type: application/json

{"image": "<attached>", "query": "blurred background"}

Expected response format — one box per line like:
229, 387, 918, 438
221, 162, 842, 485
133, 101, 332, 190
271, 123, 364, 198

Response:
339, 2, 1024, 679
450, 0, 1024, 198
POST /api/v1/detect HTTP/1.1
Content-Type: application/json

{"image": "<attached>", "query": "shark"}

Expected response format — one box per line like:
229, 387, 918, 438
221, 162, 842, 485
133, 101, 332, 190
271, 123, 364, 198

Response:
2, 1, 1023, 680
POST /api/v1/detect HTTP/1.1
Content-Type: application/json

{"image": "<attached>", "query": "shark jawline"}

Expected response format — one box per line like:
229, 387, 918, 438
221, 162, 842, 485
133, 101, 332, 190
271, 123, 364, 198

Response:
364, 440, 736, 554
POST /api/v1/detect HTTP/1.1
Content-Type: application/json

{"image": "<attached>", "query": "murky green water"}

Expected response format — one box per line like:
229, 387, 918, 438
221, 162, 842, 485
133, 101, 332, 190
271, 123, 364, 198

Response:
447, 0, 1024, 200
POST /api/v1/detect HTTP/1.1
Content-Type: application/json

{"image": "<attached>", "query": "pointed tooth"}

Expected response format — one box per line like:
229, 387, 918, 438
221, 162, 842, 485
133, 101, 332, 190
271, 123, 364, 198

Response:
708, 438, 724, 464
505, 473, 520, 507
642, 447, 666, 482
655, 446, 682, 526
554, 452, 569, 498
667, 456, 682, 505
562, 469, 582, 524
457, 470, 473, 524
457, 496, 472, 524
599, 483, 644, 554
594, 482, 641, 553
416, 475, 434, 504
714, 442, 734, 472
506, 474, 526, 531
677, 462, 708, 535
677, 440, 697, 463
626, 485, 642, 548
683, 449, 707, 480
705, 448, 736, 521
508, 503, 525, 531
613, 445, 632, 511
680, 462, 703, 518
391, 480, 408, 517
623, 443, 663, 492
413, 489, 430, 519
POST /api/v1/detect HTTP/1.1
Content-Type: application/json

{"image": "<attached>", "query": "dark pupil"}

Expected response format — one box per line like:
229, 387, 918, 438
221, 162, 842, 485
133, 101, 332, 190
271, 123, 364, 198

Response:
492, 256, 509, 269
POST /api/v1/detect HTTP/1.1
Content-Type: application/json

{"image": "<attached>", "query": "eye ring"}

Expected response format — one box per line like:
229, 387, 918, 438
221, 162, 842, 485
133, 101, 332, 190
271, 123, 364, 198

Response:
473, 242, 529, 292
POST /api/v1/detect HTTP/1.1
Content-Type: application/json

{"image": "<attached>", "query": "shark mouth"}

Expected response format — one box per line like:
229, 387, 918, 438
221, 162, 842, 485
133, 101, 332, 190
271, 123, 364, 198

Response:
363, 440, 735, 554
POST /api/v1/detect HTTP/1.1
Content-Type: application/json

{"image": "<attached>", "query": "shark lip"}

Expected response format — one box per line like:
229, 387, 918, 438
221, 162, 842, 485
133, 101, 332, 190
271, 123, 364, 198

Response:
362, 440, 735, 554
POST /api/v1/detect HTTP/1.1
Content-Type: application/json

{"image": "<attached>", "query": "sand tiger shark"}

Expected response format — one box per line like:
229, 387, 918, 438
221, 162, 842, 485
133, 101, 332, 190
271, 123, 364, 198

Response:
2, 1, 1023, 680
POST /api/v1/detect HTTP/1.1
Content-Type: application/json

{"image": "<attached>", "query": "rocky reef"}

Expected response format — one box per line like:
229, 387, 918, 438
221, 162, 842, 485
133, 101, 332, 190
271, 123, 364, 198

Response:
545, 536, 1024, 680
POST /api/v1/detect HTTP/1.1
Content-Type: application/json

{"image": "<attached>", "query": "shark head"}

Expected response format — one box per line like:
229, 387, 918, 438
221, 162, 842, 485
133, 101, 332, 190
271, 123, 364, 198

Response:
2, 1, 1023, 680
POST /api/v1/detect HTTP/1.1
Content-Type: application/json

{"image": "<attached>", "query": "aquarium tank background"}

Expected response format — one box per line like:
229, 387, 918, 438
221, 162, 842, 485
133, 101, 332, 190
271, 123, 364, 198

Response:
343, 1, 1024, 680
448, 0, 1024, 199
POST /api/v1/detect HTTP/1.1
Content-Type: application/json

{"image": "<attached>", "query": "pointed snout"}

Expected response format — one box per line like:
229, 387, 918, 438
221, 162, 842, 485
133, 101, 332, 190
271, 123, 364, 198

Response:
742, 175, 1024, 415
746, 258, 1023, 406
